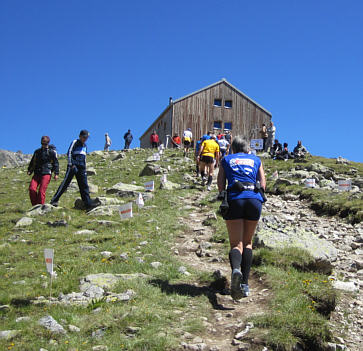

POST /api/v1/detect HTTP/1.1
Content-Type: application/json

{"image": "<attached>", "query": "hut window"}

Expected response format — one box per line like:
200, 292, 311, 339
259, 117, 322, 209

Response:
214, 121, 222, 129
224, 100, 232, 108
214, 99, 222, 107
224, 122, 232, 130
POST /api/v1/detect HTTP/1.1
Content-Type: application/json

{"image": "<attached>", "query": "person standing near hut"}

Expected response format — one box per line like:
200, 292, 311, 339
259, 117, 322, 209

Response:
150, 130, 159, 149
260, 124, 268, 151
183, 128, 193, 156
266, 122, 276, 152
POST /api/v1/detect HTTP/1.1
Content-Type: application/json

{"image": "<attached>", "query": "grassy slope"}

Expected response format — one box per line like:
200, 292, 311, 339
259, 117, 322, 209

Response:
0, 150, 354, 350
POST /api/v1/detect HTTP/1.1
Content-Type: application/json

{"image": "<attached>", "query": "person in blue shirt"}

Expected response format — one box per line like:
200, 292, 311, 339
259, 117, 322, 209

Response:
50, 130, 96, 211
217, 136, 266, 300
194, 137, 203, 176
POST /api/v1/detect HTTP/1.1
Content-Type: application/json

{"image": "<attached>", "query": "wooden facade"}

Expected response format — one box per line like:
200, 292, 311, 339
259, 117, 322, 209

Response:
140, 79, 272, 148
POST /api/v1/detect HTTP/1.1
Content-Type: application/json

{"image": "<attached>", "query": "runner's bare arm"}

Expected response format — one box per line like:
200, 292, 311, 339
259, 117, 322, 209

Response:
217, 165, 226, 192
258, 163, 266, 190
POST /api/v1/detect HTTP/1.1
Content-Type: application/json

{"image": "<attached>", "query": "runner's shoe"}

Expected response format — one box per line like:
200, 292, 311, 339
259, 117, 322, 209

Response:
50, 201, 58, 207
207, 185, 211, 191
230, 269, 243, 300
201, 177, 206, 186
241, 283, 250, 297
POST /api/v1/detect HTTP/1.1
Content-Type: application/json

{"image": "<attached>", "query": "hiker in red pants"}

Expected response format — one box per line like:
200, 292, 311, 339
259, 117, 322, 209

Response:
27, 136, 59, 206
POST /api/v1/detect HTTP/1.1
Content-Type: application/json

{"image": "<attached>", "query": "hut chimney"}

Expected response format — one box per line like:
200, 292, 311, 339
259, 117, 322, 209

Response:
169, 97, 173, 105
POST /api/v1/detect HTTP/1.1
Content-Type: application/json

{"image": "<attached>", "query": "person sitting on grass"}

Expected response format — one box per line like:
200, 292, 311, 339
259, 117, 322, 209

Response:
217, 136, 266, 300
275, 142, 292, 161
293, 140, 309, 158
270, 139, 282, 158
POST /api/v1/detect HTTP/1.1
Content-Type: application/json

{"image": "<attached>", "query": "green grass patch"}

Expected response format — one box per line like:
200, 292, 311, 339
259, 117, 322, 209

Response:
251, 248, 337, 351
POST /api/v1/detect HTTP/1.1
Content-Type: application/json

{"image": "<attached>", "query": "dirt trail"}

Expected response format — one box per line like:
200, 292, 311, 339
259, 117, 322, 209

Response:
172, 185, 270, 351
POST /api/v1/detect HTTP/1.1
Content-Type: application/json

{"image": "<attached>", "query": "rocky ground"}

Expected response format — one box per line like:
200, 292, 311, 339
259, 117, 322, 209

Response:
0, 149, 31, 168
169, 173, 362, 351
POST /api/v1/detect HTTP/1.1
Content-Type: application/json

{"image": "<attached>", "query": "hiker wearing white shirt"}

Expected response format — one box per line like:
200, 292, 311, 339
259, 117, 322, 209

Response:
218, 135, 230, 159
183, 128, 193, 156
266, 122, 276, 152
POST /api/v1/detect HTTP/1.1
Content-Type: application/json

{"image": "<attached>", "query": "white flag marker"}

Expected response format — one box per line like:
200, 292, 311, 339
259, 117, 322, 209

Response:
44, 248, 54, 275
136, 193, 144, 208
119, 202, 133, 220
144, 180, 155, 192
338, 179, 351, 191
305, 178, 316, 188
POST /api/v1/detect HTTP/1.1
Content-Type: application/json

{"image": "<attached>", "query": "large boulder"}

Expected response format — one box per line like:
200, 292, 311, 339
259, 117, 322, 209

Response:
336, 156, 350, 165
307, 163, 330, 175
80, 273, 149, 291
254, 226, 338, 274
106, 182, 144, 197
15, 217, 33, 227
139, 164, 162, 176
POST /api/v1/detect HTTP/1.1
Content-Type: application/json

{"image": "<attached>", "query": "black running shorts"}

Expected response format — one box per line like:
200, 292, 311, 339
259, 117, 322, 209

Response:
184, 140, 191, 147
200, 155, 214, 164
223, 198, 262, 221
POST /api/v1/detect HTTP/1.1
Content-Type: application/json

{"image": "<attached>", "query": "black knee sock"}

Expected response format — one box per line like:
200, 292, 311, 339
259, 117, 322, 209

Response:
201, 171, 205, 178
229, 248, 242, 271
241, 248, 253, 284
196, 165, 199, 174
207, 175, 213, 186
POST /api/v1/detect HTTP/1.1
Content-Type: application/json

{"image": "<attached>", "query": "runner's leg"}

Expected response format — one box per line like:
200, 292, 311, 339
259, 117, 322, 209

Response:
38, 174, 51, 205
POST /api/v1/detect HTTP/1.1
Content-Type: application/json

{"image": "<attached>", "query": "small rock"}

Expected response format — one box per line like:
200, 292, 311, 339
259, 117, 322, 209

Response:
68, 324, 80, 332
92, 346, 108, 351
92, 328, 106, 338
38, 315, 67, 334
100, 251, 112, 258
87, 167, 97, 176
74, 229, 96, 235
0, 305, 10, 312
126, 326, 141, 334
0, 330, 20, 340
47, 220, 68, 227
150, 261, 162, 269
119, 253, 128, 260
16, 316, 31, 323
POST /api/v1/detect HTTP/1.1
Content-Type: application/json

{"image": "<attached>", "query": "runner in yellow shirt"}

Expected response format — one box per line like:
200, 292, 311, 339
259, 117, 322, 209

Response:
197, 134, 220, 191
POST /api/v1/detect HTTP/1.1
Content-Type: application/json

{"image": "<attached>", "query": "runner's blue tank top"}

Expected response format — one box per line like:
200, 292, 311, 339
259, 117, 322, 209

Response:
221, 153, 263, 202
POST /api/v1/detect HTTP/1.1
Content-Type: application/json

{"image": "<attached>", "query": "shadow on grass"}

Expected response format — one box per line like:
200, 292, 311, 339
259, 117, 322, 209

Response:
149, 279, 234, 311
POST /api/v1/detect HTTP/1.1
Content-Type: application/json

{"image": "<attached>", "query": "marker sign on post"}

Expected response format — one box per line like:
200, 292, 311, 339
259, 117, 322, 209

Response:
305, 178, 316, 188
136, 193, 144, 208
144, 180, 155, 192
250, 139, 264, 150
338, 179, 352, 191
119, 202, 133, 220
161, 174, 167, 183
44, 249, 54, 275
271, 170, 279, 180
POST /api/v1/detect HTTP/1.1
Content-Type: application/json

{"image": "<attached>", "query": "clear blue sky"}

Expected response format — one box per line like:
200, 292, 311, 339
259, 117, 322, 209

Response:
1, 0, 362, 161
